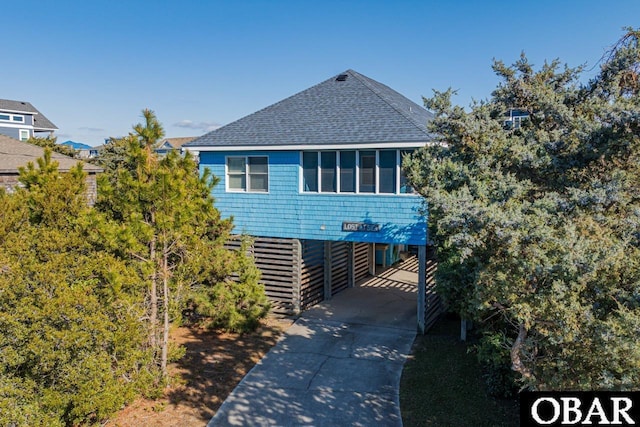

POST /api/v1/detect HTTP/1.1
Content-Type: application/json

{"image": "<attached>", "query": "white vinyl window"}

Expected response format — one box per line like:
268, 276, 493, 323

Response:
19, 129, 30, 141
0, 114, 25, 123
227, 156, 268, 192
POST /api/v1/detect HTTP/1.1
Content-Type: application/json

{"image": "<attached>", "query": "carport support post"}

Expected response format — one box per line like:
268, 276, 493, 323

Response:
292, 239, 302, 315
324, 241, 332, 300
347, 242, 355, 288
417, 245, 426, 334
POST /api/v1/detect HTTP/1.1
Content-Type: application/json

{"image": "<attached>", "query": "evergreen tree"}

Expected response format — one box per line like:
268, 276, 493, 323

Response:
0, 150, 153, 425
405, 29, 640, 391
26, 135, 78, 158
96, 110, 268, 379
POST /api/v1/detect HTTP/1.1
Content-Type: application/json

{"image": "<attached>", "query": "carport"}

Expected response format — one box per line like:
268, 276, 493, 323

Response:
226, 236, 442, 334
208, 256, 423, 426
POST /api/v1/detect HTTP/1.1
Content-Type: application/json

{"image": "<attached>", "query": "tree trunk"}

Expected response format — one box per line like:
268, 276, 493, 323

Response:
161, 240, 170, 379
149, 236, 158, 351
511, 323, 533, 380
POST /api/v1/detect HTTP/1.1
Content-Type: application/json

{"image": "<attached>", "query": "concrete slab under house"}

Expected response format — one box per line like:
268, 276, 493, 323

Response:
184, 69, 443, 333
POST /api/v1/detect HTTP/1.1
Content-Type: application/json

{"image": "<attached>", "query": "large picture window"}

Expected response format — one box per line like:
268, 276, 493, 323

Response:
227, 156, 268, 192
301, 149, 417, 195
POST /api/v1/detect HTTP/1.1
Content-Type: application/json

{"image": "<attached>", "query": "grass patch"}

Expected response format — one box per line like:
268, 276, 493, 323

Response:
400, 316, 519, 427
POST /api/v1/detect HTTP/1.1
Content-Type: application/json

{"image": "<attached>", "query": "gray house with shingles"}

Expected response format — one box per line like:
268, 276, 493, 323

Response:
0, 135, 102, 202
0, 99, 58, 141
184, 69, 442, 332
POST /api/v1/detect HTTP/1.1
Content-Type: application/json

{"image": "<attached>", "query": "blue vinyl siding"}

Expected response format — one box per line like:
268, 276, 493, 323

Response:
200, 150, 427, 245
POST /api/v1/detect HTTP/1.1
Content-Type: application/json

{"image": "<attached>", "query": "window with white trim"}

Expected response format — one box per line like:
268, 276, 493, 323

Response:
301, 149, 416, 194
339, 151, 356, 192
227, 156, 268, 192
359, 151, 376, 193
379, 150, 396, 194
302, 152, 318, 191
0, 114, 25, 123
399, 150, 416, 194
19, 129, 30, 141
320, 151, 336, 192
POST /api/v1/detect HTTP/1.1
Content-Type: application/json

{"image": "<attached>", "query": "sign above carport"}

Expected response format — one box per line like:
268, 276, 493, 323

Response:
342, 222, 381, 232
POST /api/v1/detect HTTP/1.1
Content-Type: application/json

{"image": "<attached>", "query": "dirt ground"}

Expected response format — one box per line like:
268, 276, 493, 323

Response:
106, 317, 293, 427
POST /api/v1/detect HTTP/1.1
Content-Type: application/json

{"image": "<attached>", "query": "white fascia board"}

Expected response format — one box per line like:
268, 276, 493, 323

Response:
184, 141, 432, 152
0, 123, 34, 130
0, 109, 38, 115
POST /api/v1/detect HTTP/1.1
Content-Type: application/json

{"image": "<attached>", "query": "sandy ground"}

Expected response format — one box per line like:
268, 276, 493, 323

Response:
106, 317, 292, 426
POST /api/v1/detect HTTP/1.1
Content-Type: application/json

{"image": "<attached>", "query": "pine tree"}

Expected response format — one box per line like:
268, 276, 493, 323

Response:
96, 110, 268, 379
26, 135, 78, 158
0, 150, 152, 425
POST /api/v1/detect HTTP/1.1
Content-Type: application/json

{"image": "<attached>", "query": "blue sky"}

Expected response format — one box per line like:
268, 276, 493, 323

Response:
3, 1, 639, 146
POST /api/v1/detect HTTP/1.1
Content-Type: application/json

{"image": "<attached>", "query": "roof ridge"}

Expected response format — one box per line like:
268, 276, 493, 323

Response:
347, 70, 430, 136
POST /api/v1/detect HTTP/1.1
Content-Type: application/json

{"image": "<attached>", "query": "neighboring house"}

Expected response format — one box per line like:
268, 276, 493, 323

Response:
60, 140, 94, 158
184, 69, 440, 332
89, 146, 102, 158
156, 136, 197, 155
0, 99, 58, 141
0, 135, 102, 203
504, 108, 529, 130
90, 144, 106, 158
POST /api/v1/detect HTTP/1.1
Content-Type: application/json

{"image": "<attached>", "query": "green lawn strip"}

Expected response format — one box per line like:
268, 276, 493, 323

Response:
400, 318, 519, 427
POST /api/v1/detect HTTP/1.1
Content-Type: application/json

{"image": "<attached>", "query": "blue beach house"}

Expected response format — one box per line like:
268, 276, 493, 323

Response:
184, 69, 438, 332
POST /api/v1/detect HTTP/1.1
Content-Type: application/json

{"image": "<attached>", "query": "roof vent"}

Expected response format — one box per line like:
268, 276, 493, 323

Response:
336, 74, 348, 82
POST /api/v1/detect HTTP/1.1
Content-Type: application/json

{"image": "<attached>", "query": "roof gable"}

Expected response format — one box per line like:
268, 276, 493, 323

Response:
185, 69, 433, 149
158, 136, 197, 149
0, 99, 58, 131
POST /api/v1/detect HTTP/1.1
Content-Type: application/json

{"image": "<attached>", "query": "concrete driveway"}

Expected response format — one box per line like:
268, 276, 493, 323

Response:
208, 259, 418, 427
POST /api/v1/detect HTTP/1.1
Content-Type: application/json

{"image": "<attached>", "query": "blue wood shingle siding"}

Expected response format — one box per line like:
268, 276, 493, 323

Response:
200, 150, 427, 245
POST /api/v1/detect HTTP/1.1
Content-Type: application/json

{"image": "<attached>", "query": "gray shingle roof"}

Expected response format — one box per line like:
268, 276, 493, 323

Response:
0, 99, 58, 131
0, 135, 102, 173
185, 69, 433, 148
159, 136, 197, 149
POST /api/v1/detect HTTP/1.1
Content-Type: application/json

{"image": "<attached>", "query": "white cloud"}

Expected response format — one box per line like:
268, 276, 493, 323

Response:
174, 120, 221, 132
78, 126, 105, 132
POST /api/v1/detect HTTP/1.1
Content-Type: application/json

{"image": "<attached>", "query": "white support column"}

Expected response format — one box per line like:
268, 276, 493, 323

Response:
417, 245, 426, 334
